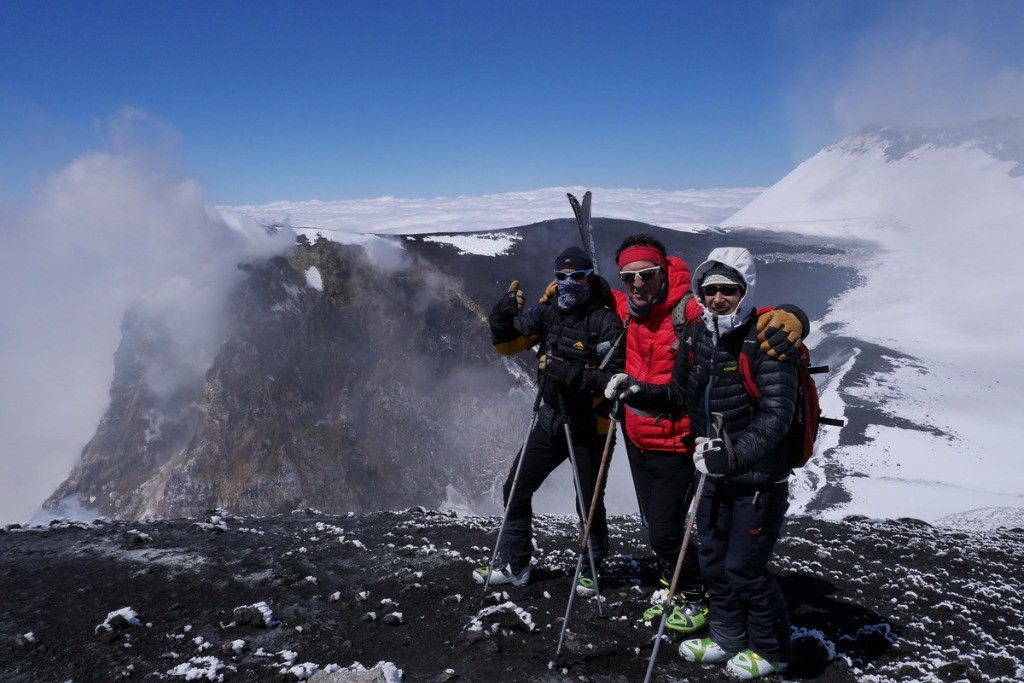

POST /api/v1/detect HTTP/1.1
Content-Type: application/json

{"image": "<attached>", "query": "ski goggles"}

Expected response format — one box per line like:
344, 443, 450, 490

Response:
554, 269, 592, 281
701, 284, 742, 297
618, 265, 661, 284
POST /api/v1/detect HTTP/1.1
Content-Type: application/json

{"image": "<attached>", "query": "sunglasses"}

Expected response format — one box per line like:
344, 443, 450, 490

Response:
619, 266, 661, 284
554, 269, 593, 281
701, 284, 742, 297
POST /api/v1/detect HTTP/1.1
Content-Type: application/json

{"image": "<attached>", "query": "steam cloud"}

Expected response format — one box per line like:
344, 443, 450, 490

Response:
833, 31, 1024, 132
0, 109, 293, 523
782, 1, 1024, 160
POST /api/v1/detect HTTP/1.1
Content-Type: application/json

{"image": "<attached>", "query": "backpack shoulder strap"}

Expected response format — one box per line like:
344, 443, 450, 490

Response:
670, 291, 694, 353
680, 319, 702, 368
736, 321, 761, 402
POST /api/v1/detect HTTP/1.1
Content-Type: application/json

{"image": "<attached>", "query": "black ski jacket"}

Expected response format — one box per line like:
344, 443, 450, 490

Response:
490, 278, 625, 436
632, 315, 798, 486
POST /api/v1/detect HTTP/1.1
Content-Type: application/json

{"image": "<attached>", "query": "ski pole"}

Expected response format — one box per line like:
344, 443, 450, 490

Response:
555, 392, 605, 619
555, 399, 620, 659
642, 471, 706, 683
480, 374, 547, 600
642, 412, 728, 683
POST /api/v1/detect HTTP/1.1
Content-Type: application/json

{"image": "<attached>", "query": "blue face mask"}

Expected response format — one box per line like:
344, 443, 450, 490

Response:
556, 278, 591, 311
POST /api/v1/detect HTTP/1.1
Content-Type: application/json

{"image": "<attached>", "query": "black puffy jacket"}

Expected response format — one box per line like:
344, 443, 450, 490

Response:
633, 314, 798, 486
490, 277, 624, 436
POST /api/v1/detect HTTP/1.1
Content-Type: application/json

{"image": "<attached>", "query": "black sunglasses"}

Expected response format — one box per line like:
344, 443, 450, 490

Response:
554, 269, 592, 281
701, 284, 742, 297
618, 265, 661, 284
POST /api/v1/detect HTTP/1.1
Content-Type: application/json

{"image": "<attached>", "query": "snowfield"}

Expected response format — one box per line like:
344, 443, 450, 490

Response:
723, 130, 1024, 524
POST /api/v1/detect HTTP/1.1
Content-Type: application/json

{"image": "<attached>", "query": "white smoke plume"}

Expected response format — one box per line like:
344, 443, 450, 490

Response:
0, 108, 293, 523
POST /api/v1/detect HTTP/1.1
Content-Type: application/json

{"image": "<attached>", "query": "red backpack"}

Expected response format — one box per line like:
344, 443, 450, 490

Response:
734, 322, 844, 467
684, 317, 843, 471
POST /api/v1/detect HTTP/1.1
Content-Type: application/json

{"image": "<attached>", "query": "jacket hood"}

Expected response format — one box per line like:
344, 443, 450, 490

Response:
692, 247, 757, 336
663, 255, 692, 309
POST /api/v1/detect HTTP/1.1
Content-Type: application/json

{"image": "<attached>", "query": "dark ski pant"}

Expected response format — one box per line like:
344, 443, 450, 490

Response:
697, 478, 791, 663
623, 432, 704, 600
499, 418, 609, 573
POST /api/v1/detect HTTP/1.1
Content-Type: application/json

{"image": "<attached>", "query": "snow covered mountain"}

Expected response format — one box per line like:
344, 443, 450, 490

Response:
724, 120, 1024, 526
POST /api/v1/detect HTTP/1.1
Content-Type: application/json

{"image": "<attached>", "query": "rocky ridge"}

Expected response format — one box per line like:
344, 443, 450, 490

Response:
46, 236, 524, 520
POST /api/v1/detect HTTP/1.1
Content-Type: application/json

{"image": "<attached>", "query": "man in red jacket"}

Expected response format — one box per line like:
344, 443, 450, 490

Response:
608, 234, 805, 633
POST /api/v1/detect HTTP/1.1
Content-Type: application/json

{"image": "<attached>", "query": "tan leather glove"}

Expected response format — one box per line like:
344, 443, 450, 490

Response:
756, 309, 803, 361
507, 279, 525, 314
538, 353, 547, 371
539, 280, 558, 304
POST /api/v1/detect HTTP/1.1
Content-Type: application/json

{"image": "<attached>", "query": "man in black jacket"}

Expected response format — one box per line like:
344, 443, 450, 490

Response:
474, 246, 624, 593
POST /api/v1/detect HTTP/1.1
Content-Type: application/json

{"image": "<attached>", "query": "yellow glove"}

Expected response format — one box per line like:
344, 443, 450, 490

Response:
539, 280, 558, 304
507, 279, 525, 314
756, 309, 803, 361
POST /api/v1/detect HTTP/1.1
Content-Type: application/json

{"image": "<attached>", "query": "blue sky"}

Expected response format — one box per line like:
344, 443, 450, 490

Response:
2, 0, 1023, 205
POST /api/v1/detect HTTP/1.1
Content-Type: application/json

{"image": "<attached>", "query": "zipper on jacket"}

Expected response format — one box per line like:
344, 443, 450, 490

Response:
702, 317, 720, 436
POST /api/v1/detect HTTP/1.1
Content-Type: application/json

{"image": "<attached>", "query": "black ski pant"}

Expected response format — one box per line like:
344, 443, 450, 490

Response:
623, 432, 704, 600
696, 478, 791, 663
499, 418, 609, 573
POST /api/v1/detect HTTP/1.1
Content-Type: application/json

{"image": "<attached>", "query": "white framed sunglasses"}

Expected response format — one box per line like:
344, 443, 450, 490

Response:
618, 265, 661, 284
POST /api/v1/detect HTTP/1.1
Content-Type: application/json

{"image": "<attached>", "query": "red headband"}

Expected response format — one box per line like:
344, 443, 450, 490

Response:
618, 245, 666, 270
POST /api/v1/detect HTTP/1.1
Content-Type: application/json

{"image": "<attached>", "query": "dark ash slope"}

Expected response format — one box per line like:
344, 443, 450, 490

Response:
1, 510, 1021, 682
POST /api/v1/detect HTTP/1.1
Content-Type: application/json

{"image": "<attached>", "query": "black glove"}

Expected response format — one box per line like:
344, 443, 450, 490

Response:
693, 437, 732, 477
544, 355, 581, 388
608, 397, 626, 422
493, 279, 524, 319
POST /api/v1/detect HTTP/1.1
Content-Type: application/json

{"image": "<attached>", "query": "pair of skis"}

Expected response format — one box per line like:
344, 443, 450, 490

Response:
567, 191, 600, 276
551, 190, 608, 662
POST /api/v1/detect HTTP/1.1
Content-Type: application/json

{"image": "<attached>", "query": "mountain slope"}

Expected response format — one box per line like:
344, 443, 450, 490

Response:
724, 121, 1024, 524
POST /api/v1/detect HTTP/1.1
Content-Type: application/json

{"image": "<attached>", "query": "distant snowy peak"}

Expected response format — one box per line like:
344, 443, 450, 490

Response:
724, 118, 1024, 233
831, 119, 1024, 175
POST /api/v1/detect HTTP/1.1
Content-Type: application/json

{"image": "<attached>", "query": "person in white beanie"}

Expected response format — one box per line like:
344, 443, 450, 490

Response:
607, 246, 798, 680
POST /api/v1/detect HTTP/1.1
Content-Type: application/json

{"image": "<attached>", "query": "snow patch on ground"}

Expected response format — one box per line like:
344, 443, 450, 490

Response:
95, 606, 142, 633
419, 232, 519, 256
304, 267, 323, 291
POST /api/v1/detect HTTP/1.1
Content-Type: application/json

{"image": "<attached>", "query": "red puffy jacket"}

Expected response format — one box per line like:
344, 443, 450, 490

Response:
612, 255, 702, 453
